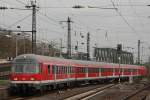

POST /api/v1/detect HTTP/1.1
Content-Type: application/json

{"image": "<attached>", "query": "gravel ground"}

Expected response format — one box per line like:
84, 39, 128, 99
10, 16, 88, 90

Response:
29, 84, 106, 100
8, 80, 150, 100
86, 81, 150, 100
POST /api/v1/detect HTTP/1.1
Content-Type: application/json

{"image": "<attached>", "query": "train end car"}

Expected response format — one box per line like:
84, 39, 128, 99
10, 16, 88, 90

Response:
9, 54, 44, 94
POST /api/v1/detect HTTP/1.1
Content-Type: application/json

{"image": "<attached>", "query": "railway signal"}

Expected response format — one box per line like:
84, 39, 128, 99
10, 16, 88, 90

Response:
117, 44, 122, 84
117, 44, 122, 54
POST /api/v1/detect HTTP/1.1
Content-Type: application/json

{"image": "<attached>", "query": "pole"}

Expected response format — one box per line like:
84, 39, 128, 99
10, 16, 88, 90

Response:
118, 56, 121, 83
137, 40, 140, 65
60, 38, 62, 57
15, 36, 18, 57
87, 32, 90, 60
31, 1, 36, 54
60, 17, 73, 59
67, 17, 71, 59
23, 35, 25, 54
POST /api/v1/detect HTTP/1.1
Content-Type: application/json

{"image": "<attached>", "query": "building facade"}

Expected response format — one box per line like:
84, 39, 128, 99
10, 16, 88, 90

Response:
94, 48, 134, 64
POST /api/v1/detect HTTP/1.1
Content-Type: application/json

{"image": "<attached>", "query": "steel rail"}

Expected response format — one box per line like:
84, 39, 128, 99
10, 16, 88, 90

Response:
64, 84, 117, 100
122, 84, 150, 100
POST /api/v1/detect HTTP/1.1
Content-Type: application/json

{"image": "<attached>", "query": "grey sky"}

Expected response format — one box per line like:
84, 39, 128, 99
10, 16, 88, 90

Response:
0, 0, 150, 62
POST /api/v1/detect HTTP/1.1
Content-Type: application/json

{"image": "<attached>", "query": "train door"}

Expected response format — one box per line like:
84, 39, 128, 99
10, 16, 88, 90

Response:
39, 63, 43, 81
47, 65, 51, 80
39, 63, 47, 80
52, 65, 56, 81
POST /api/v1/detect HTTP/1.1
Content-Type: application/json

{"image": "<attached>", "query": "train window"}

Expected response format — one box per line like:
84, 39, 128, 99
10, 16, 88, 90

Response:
58, 66, 60, 74
101, 68, 104, 72
115, 68, 119, 72
59, 66, 61, 74
13, 59, 39, 73
48, 65, 50, 74
67, 67, 69, 74
64, 66, 66, 74
70, 67, 71, 73
82, 68, 84, 73
63, 66, 65, 74
62, 66, 64, 74
56, 66, 58, 74
128, 69, 131, 72
68, 67, 70, 74
70, 67, 72, 73
66, 67, 68, 74
59, 66, 60, 74
52, 65, 55, 74
96, 68, 99, 73
120, 68, 122, 72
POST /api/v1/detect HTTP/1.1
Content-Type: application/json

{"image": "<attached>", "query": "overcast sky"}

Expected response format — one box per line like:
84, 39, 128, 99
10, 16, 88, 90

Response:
0, 0, 150, 62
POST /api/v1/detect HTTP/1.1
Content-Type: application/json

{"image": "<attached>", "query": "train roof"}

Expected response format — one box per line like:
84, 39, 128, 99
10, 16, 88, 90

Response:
14, 54, 145, 69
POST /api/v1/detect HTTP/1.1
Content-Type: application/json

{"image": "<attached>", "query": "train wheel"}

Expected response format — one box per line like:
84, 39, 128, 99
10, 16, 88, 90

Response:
39, 86, 44, 95
8, 87, 17, 95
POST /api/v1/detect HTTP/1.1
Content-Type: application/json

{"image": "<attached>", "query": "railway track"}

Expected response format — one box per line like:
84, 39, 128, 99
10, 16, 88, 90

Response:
7, 82, 150, 100
122, 84, 150, 100
10, 97, 25, 100
64, 84, 117, 100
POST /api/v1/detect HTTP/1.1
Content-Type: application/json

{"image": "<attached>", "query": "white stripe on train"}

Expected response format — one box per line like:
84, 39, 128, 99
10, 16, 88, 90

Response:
10, 75, 140, 84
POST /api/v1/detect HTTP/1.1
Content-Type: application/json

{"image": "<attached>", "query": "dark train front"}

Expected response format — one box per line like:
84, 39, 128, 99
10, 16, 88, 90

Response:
9, 54, 42, 94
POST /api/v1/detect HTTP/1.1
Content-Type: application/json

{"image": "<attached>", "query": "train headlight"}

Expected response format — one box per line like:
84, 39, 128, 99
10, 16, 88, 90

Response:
14, 78, 18, 81
30, 77, 35, 81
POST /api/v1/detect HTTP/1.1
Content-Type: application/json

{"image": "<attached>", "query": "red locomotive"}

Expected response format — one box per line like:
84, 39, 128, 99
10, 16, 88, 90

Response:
10, 54, 146, 93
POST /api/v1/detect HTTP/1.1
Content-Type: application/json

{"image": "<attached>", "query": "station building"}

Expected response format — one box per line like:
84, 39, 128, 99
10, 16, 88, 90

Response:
93, 48, 134, 64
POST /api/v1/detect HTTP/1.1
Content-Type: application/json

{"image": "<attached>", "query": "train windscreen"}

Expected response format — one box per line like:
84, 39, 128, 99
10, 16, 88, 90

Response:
12, 59, 39, 73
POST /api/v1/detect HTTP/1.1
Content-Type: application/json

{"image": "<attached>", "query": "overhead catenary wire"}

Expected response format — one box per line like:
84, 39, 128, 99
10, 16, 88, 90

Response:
114, 0, 150, 47
37, 11, 66, 32
7, 13, 32, 29
129, 0, 145, 37
37, 15, 65, 34
110, 0, 140, 39
0, 0, 16, 6
15, 0, 28, 6
37, 13, 61, 27
37, 11, 60, 25
1, 0, 150, 56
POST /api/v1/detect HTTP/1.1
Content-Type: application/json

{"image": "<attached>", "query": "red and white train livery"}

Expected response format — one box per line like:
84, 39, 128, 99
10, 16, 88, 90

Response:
10, 54, 146, 92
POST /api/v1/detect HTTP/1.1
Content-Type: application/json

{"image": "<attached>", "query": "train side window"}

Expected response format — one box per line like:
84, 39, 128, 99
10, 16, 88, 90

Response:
71, 67, 72, 73
66, 66, 68, 74
63, 66, 65, 74
52, 65, 55, 74
56, 66, 58, 74
67, 67, 69, 74
48, 65, 50, 74
68, 67, 70, 74
62, 66, 64, 74
101, 68, 104, 72
64, 66, 66, 74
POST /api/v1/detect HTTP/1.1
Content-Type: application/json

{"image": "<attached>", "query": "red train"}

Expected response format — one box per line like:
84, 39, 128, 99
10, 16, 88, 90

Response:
10, 54, 146, 93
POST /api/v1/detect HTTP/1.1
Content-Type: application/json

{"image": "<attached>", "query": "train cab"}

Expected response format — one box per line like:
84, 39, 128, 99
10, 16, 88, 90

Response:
10, 54, 42, 93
